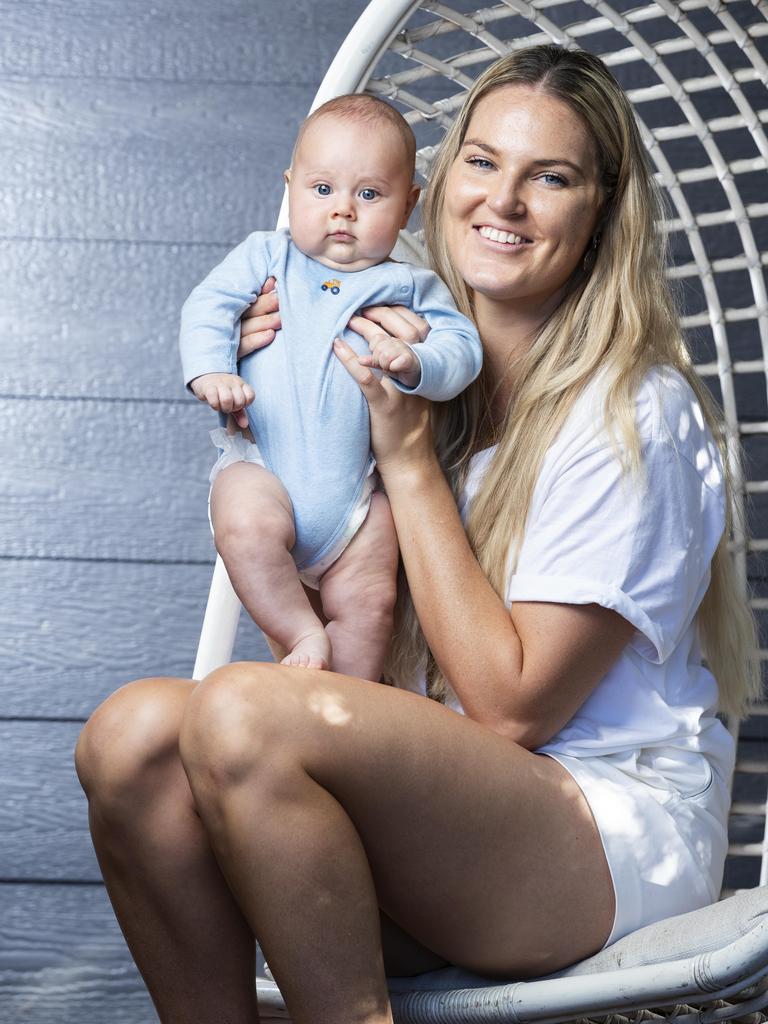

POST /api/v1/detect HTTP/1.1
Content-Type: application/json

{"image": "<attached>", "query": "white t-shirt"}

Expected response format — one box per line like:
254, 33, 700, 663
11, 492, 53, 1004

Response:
413, 366, 735, 781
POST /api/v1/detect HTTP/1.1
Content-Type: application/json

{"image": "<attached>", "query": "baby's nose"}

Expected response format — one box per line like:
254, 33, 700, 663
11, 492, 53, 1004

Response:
332, 196, 355, 218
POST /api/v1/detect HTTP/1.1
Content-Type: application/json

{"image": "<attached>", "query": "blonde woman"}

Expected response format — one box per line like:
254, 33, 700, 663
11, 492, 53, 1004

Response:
75, 45, 758, 1024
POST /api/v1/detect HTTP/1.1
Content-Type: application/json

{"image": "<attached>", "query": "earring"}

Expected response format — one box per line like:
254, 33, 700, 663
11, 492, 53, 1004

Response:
583, 233, 601, 272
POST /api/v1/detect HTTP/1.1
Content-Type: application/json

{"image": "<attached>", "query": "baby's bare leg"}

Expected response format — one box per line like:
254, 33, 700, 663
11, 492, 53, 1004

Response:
319, 492, 399, 681
211, 462, 331, 670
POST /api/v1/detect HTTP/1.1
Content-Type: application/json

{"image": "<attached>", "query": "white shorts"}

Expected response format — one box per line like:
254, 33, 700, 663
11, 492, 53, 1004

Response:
207, 427, 377, 589
544, 746, 730, 948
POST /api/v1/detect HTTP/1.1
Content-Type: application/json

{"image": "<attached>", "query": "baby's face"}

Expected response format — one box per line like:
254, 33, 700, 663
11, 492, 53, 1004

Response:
286, 115, 419, 272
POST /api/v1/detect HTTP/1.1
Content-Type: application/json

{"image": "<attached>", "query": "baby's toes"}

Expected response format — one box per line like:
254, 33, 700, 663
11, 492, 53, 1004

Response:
281, 651, 309, 668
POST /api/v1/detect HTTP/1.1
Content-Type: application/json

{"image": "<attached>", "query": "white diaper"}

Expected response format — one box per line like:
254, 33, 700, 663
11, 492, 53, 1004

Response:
207, 427, 377, 589
208, 426, 267, 482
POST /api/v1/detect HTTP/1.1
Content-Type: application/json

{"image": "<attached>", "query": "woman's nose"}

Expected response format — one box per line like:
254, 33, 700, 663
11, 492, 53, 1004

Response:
487, 178, 526, 218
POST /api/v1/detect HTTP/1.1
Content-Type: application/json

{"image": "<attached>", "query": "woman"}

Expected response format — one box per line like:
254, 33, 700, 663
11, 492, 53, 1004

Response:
75, 45, 759, 1024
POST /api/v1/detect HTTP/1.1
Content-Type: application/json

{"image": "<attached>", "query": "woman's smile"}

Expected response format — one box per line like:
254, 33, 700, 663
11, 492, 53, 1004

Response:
475, 224, 534, 248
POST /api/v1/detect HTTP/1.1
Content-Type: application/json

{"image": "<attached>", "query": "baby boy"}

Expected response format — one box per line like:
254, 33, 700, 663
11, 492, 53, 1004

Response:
180, 94, 482, 680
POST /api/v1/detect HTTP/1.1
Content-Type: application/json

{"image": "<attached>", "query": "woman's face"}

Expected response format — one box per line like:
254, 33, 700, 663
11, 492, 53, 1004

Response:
443, 84, 604, 318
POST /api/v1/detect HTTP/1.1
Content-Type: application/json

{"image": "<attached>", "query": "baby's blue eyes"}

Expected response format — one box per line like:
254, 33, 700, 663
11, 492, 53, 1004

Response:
311, 184, 380, 200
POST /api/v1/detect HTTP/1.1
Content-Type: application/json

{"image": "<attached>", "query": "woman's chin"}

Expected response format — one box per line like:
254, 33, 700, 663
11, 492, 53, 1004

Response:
470, 277, 532, 307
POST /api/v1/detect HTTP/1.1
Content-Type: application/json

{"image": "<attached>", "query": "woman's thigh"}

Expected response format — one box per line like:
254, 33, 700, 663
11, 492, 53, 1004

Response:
77, 675, 449, 976
183, 663, 615, 977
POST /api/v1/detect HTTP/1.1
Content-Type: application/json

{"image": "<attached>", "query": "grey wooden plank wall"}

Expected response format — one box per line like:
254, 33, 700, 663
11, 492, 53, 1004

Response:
0, 2, 367, 1021
2, 2, 768, 1022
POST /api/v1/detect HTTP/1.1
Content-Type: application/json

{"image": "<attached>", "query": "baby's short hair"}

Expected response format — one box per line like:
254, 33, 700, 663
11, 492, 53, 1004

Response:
293, 94, 416, 176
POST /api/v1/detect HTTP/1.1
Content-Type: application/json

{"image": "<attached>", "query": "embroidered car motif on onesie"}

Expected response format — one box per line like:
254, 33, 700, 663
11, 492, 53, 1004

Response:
321, 279, 341, 294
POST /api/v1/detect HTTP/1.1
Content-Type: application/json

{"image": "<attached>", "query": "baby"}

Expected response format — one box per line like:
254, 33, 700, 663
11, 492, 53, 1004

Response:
180, 94, 482, 680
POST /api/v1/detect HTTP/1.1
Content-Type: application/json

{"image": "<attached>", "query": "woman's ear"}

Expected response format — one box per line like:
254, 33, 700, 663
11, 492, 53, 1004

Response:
401, 184, 421, 227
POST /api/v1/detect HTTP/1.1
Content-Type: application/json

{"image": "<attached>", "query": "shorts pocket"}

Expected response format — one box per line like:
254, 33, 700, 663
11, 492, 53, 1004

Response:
680, 761, 714, 801
636, 747, 714, 801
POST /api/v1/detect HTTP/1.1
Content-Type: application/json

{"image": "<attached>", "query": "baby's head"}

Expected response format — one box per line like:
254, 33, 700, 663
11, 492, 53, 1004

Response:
285, 95, 419, 272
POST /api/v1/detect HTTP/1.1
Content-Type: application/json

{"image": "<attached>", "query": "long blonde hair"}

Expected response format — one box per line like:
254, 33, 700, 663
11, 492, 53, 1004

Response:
385, 44, 759, 720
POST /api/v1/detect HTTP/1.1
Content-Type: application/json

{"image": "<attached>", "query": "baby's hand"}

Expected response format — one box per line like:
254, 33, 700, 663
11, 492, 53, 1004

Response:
189, 372, 254, 429
358, 334, 421, 390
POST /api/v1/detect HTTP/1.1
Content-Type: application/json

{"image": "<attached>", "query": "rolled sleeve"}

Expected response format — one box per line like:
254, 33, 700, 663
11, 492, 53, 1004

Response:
506, 440, 725, 664
179, 232, 272, 389
389, 265, 483, 401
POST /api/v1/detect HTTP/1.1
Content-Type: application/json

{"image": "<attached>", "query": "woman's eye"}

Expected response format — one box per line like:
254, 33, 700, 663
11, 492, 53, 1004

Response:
314, 183, 332, 196
540, 172, 567, 186
359, 188, 379, 201
467, 156, 494, 170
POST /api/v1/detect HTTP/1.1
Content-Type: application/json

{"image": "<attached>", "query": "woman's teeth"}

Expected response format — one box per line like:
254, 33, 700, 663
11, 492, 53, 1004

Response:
478, 226, 525, 244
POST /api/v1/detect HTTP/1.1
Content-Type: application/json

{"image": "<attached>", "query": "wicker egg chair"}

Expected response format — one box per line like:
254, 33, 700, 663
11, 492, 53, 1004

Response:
194, 2, 768, 1020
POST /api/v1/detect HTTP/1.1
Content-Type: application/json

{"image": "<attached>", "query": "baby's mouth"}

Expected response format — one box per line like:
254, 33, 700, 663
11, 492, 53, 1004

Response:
476, 225, 532, 245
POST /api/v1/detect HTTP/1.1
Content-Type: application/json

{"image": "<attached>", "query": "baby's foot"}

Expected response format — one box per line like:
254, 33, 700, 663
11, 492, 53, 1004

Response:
281, 630, 331, 671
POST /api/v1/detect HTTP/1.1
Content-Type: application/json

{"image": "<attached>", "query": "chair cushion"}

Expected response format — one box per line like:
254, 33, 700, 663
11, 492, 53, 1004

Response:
387, 886, 768, 993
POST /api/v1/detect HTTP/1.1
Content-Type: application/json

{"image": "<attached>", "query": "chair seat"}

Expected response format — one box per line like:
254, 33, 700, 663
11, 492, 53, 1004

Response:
256, 887, 768, 1022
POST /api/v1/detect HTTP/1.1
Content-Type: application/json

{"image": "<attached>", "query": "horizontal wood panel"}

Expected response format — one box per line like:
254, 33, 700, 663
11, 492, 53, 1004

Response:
0, 0, 367, 83
0, 721, 101, 880
0, 883, 154, 1024
0, 883, 269, 1022
0, 238, 232, 400
1, 397, 214, 561
0, 880, 270, 1023
0, 559, 271, 718
0, 79, 307, 243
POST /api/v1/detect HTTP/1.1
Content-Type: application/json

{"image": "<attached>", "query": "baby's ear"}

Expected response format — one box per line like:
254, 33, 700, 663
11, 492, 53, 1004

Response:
401, 184, 421, 227
283, 168, 292, 185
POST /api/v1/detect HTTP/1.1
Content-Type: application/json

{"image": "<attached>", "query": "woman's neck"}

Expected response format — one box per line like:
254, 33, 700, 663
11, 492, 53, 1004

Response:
474, 296, 548, 427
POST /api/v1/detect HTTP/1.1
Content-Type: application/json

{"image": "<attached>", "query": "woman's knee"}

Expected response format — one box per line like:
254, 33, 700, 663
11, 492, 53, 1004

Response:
75, 677, 192, 807
179, 662, 291, 792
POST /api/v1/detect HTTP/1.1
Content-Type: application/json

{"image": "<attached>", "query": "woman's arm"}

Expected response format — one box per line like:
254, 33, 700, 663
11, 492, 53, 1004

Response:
334, 335, 634, 748
384, 450, 633, 747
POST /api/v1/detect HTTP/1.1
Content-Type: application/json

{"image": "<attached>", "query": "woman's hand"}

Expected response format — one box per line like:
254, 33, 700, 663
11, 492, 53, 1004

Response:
351, 305, 430, 392
238, 277, 281, 359
333, 337, 435, 481
348, 304, 430, 349
340, 305, 435, 479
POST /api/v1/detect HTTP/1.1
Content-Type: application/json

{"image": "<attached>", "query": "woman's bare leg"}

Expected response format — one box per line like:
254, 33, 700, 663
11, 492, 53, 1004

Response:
319, 492, 399, 680
75, 678, 260, 1024
211, 462, 331, 669
179, 663, 615, 1024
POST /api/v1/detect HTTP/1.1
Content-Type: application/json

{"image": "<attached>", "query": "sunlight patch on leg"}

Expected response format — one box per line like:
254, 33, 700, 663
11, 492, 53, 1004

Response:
308, 689, 353, 726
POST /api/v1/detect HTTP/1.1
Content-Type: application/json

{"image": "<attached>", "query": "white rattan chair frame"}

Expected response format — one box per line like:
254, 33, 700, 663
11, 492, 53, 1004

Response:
193, 3, 768, 1017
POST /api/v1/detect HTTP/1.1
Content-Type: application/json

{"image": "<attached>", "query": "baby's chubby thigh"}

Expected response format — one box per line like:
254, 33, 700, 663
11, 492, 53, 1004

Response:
317, 492, 399, 680
319, 493, 399, 615
209, 460, 297, 560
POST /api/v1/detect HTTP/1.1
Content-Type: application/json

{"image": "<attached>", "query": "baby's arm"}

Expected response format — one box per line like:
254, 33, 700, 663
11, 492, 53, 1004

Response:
357, 333, 421, 389
179, 232, 273, 393
189, 372, 254, 429
389, 267, 483, 401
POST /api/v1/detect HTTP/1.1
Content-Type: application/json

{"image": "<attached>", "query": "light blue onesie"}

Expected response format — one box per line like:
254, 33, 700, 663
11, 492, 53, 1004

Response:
180, 229, 483, 578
